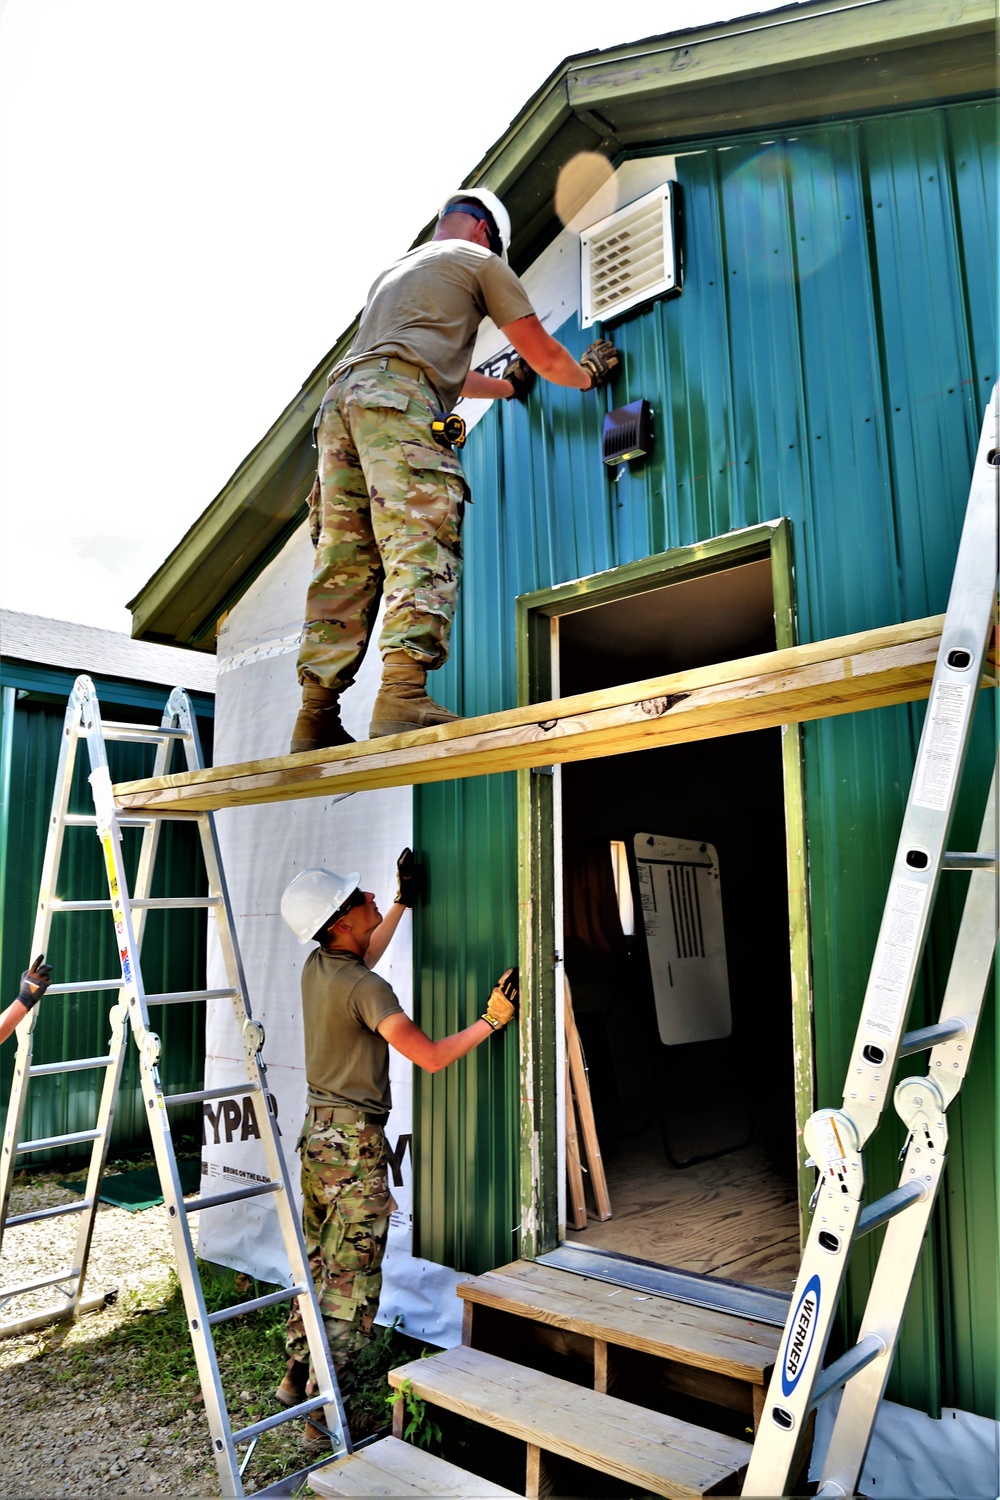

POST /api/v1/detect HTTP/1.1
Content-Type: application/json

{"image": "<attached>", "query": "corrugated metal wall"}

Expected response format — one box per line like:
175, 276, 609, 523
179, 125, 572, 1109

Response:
0, 678, 213, 1164
414, 97, 997, 1417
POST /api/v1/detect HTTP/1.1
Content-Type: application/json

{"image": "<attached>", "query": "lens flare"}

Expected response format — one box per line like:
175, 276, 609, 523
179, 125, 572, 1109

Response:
555, 151, 617, 232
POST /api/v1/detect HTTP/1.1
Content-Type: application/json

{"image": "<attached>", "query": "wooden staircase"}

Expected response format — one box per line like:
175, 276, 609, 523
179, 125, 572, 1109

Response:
310, 1434, 522, 1498
313, 1259, 783, 1497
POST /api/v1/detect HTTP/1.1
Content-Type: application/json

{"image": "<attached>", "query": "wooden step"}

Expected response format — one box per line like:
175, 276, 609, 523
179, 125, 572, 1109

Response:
459, 1259, 780, 1425
387, 1345, 752, 1499
310, 1434, 522, 1497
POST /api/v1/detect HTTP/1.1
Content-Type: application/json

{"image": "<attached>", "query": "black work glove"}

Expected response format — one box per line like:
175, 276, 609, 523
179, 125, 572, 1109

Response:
19, 955, 52, 1010
395, 848, 422, 908
580, 339, 620, 389
502, 354, 535, 402
482, 967, 519, 1031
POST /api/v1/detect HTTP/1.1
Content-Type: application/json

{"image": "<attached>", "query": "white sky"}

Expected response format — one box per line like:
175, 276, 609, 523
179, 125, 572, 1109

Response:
0, 0, 790, 636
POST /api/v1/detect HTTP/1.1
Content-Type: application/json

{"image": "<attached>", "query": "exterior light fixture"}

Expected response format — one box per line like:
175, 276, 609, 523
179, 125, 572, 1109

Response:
602, 399, 654, 467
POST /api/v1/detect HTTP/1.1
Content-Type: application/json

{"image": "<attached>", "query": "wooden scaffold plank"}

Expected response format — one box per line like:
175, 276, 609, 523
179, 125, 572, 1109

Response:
112, 615, 990, 815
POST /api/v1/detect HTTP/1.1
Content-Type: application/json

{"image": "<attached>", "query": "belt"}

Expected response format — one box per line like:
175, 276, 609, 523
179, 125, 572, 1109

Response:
335, 354, 431, 385
311, 1104, 387, 1127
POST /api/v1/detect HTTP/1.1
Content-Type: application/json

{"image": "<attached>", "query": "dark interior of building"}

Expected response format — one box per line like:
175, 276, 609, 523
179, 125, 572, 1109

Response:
556, 561, 800, 1289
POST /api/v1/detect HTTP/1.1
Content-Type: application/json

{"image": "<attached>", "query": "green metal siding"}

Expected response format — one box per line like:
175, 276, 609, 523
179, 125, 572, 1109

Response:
415, 774, 521, 1272
414, 97, 997, 1417
0, 677, 214, 1164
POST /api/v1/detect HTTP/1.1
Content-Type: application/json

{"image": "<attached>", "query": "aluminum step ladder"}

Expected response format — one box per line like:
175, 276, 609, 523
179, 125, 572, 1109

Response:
743, 389, 998, 1497
0, 678, 350, 1497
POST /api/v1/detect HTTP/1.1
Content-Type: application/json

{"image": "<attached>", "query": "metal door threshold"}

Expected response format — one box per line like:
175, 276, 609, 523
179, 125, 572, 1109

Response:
539, 1243, 792, 1327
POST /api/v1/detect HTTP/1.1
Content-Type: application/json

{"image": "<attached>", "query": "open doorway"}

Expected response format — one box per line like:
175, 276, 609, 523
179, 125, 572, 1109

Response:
519, 526, 810, 1302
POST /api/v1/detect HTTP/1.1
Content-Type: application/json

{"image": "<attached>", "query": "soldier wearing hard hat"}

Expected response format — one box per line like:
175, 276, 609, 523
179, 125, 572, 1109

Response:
276, 862, 517, 1449
291, 187, 620, 752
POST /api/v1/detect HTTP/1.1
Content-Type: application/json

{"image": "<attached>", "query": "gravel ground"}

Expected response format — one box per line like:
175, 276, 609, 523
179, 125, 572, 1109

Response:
0, 1164, 305, 1498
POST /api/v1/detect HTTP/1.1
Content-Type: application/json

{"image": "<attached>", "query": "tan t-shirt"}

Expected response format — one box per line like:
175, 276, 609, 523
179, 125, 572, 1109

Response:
301, 947, 405, 1114
334, 241, 536, 410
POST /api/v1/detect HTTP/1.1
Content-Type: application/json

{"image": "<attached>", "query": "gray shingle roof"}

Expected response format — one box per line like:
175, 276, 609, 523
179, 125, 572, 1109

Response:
1, 609, 216, 695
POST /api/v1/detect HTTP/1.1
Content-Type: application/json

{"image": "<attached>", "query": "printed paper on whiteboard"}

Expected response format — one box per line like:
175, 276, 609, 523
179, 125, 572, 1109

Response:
633, 833, 731, 1046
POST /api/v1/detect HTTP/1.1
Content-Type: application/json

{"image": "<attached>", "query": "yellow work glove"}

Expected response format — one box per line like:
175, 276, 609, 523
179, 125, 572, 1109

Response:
482, 967, 519, 1031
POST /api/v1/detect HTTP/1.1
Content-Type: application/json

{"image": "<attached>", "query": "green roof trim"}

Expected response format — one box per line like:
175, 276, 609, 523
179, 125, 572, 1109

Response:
1, 659, 214, 717
128, 0, 996, 649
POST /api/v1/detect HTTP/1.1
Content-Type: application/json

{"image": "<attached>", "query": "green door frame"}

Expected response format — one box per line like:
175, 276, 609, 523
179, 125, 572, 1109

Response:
514, 518, 815, 1260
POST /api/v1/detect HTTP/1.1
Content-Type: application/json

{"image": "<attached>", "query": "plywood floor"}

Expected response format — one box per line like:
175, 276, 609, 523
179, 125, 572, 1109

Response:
566, 1131, 800, 1292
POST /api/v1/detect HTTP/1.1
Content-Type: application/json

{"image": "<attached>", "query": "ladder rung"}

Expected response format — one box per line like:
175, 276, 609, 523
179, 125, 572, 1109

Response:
133, 896, 221, 909
0, 1288, 116, 1339
230, 1394, 336, 1446
162, 1082, 258, 1108
16, 1128, 102, 1154
899, 1018, 968, 1056
185, 1180, 283, 1214
147, 987, 238, 1006
62, 812, 196, 826
101, 722, 190, 744
51, 896, 220, 911
47, 979, 124, 995
0, 1268, 79, 1300
856, 1181, 927, 1237
943, 849, 997, 871
6, 1200, 92, 1227
30, 1055, 116, 1076
207, 1283, 306, 1327
810, 1334, 886, 1409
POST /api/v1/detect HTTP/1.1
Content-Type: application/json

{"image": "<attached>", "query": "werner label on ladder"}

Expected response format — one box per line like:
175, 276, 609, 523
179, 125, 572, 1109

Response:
743, 386, 998, 1497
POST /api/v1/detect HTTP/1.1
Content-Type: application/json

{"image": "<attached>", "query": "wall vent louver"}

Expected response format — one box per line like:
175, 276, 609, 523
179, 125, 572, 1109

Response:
581, 183, 680, 328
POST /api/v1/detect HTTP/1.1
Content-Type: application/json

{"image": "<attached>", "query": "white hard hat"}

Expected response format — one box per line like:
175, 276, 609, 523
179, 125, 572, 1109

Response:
439, 188, 511, 262
280, 868, 361, 945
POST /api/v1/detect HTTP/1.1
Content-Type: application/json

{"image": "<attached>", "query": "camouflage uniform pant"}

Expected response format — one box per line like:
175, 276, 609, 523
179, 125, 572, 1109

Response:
296, 367, 470, 690
285, 1109, 396, 1395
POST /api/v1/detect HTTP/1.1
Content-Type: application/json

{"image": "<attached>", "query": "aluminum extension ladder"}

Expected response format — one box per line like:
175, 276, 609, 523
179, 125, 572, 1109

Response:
744, 389, 999, 1497
0, 679, 349, 1497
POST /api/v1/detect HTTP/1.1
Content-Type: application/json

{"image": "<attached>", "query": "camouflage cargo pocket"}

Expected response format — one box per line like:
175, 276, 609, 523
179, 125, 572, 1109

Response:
317, 1167, 397, 1321
349, 375, 412, 413
399, 439, 468, 551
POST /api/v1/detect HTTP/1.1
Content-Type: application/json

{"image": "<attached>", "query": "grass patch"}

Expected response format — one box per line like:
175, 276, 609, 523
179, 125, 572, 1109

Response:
113, 1261, 434, 1485
5, 1156, 437, 1493
350, 1319, 431, 1442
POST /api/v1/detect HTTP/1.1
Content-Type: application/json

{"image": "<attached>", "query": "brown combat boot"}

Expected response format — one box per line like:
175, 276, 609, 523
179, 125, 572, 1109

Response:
369, 651, 461, 738
290, 685, 355, 754
274, 1357, 309, 1408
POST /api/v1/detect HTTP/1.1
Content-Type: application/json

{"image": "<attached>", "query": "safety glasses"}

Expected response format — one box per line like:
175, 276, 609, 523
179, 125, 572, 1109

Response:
329, 887, 367, 923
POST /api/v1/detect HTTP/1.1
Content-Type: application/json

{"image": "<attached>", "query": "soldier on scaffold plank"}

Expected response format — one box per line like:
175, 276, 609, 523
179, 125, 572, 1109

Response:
291, 187, 620, 751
